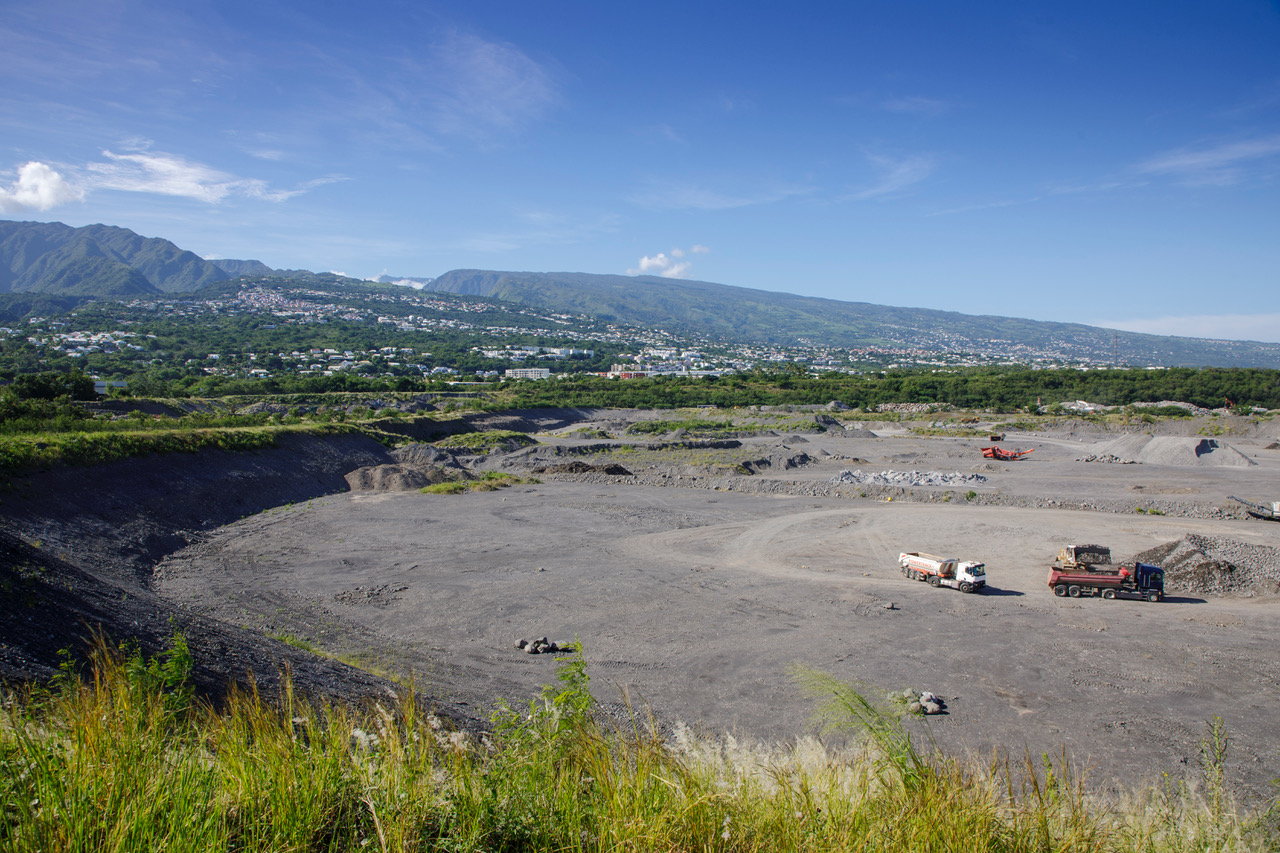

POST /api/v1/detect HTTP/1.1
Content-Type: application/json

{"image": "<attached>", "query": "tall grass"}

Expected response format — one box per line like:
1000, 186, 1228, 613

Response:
1, 637, 1272, 851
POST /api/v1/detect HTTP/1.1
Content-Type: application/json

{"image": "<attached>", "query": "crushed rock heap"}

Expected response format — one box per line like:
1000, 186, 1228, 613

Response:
831, 469, 988, 487
1135, 535, 1280, 596
1078, 436, 1256, 467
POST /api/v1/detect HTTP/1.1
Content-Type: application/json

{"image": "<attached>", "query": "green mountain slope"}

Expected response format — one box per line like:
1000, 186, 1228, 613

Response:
427, 269, 1280, 368
208, 258, 276, 277
0, 220, 228, 295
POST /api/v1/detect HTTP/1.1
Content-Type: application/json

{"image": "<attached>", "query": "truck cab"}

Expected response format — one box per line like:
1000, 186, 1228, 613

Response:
1129, 563, 1165, 601
954, 561, 987, 592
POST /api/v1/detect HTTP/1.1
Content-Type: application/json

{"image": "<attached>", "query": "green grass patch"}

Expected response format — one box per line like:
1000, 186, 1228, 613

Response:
420, 472, 540, 495
0, 424, 343, 474
433, 429, 538, 451
626, 417, 752, 436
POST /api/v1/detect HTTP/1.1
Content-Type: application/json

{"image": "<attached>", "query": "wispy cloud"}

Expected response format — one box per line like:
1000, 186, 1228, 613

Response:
628, 244, 709, 279
0, 161, 84, 213
1136, 135, 1280, 186
1099, 313, 1280, 344
846, 152, 937, 200
386, 32, 560, 140
83, 149, 343, 203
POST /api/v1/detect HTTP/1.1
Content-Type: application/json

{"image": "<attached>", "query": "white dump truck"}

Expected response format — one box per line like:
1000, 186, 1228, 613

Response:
899, 552, 987, 593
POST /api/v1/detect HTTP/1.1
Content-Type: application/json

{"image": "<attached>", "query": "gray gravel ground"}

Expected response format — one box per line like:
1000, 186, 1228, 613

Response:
151, 418, 1280, 803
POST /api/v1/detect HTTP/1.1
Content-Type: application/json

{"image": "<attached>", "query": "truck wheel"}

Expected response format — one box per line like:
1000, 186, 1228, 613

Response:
959, 582, 973, 593
1147, 592, 1161, 603
1053, 584, 1067, 597
1068, 585, 1081, 598
929, 575, 940, 587
1101, 589, 1116, 600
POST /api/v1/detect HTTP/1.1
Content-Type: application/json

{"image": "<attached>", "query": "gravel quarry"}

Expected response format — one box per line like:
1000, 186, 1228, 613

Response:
5, 408, 1280, 803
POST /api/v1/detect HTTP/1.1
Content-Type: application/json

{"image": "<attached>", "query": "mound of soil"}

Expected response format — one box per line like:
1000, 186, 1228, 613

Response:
1135, 535, 1280, 595
1086, 435, 1256, 467
345, 463, 458, 492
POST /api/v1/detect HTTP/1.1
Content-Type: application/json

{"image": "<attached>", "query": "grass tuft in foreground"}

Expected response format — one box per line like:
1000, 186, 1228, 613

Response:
1, 637, 1273, 851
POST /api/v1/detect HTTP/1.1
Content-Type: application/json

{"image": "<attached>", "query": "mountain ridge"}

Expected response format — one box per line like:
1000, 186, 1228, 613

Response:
3, 219, 1279, 368
423, 268, 1280, 368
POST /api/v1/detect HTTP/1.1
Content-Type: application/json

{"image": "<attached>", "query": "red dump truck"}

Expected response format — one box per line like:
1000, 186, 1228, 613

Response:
1046, 545, 1165, 601
899, 552, 987, 593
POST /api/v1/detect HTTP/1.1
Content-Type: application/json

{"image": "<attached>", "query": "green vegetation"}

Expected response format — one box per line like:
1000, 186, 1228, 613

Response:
2, 640, 1270, 851
625, 417, 752, 436
420, 472, 540, 494
432, 430, 538, 451
501, 367, 1280, 412
0, 363, 1276, 475
0, 425, 306, 475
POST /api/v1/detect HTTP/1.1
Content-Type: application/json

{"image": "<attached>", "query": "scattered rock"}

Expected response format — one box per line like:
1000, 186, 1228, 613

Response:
516, 636, 568, 655
831, 469, 988, 487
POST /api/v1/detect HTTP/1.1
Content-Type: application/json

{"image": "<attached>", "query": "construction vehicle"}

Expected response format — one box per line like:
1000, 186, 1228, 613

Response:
1048, 562, 1165, 601
1229, 496, 1280, 522
1055, 544, 1112, 569
899, 552, 987, 593
982, 446, 1033, 460
1047, 544, 1163, 601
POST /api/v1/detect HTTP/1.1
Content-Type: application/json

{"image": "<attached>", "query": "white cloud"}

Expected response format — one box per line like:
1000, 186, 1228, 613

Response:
847, 153, 937, 200
628, 245, 709, 279
78, 149, 340, 203
1100, 313, 1280, 344
1137, 135, 1280, 186
0, 161, 83, 213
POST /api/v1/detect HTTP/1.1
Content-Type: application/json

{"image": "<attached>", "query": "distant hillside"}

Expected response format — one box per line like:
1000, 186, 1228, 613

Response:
208, 258, 275, 277
0, 220, 230, 296
427, 269, 1280, 368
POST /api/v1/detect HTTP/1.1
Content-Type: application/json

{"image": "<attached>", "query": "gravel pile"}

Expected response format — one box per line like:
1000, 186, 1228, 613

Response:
831, 469, 988, 487
1081, 436, 1256, 467
1135, 535, 1280, 595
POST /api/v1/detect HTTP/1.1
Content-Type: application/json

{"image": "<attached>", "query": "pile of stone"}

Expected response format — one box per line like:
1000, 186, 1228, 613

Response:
1078, 435, 1256, 467
531, 461, 633, 475
1135, 535, 1280, 596
1075, 453, 1135, 464
515, 637, 570, 654
887, 688, 947, 715
831, 469, 988, 487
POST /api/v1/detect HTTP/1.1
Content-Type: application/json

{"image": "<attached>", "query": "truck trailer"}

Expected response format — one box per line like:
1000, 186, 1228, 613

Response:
1048, 562, 1165, 601
899, 552, 987, 593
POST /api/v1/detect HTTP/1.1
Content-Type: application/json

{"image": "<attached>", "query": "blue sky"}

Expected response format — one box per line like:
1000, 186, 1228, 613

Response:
3, 1, 1279, 341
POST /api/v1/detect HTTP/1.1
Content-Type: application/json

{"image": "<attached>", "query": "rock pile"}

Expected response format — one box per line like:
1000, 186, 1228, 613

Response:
1078, 436, 1256, 467
831, 469, 988, 487
531, 461, 633, 475
887, 688, 947, 715
344, 463, 458, 492
1135, 535, 1280, 596
1075, 453, 1135, 464
515, 637, 571, 654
